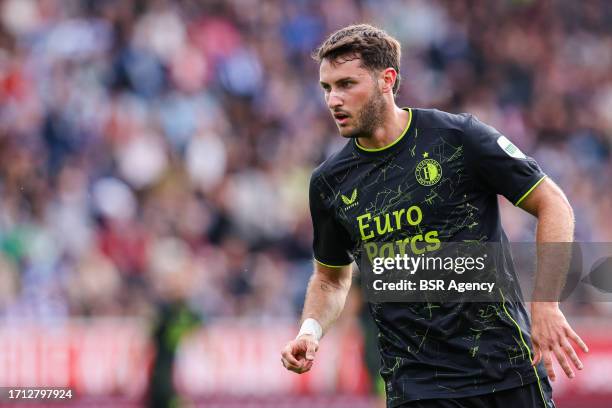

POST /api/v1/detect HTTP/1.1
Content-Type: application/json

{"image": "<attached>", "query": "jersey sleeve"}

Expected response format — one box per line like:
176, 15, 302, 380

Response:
463, 115, 546, 206
309, 175, 355, 267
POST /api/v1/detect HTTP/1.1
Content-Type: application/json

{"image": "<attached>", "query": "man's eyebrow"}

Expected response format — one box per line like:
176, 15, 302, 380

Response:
319, 77, 356, 87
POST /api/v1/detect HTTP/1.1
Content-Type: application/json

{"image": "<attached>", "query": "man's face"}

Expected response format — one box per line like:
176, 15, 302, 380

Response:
319, 57, 385, 138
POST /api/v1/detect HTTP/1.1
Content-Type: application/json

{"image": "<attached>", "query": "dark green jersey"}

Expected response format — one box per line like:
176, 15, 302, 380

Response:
309, 108, 548, 406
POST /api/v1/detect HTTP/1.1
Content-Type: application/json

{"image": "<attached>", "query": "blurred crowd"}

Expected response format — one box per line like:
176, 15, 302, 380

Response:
0, 0, 611, 322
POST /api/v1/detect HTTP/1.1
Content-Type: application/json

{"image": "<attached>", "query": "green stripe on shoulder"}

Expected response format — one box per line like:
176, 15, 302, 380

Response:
515, 176, 547, 206
314, 258, 352, 268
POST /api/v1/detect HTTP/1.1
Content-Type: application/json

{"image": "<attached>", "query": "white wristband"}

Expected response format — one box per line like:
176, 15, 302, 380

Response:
296, 318, 323, 341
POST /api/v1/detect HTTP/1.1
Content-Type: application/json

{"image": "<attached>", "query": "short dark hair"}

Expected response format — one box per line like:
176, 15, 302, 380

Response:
313, 24, 402, 95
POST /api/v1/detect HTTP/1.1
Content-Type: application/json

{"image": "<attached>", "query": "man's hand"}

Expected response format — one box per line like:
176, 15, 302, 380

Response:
531, 302, 588, 381
281, 334, 319, 374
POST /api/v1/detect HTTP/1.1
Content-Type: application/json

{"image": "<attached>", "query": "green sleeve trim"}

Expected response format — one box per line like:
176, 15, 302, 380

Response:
314, 258, 352, 268
514, 175, 547, 206
355, 108, 412, 152
499, 289, 549, 407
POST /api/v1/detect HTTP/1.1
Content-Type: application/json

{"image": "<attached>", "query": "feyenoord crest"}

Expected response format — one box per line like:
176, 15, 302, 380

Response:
415, 154, 442, 186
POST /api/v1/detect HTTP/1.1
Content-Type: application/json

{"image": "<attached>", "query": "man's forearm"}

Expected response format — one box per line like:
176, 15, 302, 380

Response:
301, 266, 352, 336
533, 188, 574, 302
519, 179, 588, 379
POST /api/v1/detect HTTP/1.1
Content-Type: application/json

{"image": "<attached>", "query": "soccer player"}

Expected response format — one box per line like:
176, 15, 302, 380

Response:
280, 25, 588, 408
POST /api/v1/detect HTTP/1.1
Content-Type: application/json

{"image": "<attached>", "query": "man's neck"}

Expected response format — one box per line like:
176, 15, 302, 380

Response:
356, 106, 410, 150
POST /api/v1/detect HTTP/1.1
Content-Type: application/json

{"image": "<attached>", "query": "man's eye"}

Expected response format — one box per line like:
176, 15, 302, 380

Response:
341, 82, 352, 88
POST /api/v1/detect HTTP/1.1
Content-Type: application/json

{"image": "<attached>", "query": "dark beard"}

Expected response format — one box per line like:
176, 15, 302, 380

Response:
344, 88, 386, 139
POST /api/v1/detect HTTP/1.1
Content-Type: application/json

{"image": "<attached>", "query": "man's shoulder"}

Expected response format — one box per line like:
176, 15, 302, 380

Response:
415, 108, 475, 132
310, 140, 357, 183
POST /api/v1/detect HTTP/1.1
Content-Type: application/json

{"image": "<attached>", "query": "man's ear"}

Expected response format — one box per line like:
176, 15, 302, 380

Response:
380, 68, 397, 94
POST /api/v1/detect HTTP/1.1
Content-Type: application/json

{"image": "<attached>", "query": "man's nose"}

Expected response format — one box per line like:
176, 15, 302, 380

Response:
327, 92, 343, 109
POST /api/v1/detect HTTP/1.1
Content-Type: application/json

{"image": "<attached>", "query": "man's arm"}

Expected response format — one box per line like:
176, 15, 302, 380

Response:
281, 261, 352, 374
519, 177, 589, 381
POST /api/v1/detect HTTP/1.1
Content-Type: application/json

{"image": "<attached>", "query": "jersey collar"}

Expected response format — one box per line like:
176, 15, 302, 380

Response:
353, 107, 414, 154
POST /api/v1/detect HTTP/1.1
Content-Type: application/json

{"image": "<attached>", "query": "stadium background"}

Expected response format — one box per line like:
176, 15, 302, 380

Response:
0, 0, 611, 407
